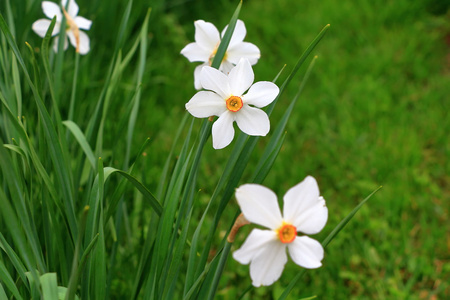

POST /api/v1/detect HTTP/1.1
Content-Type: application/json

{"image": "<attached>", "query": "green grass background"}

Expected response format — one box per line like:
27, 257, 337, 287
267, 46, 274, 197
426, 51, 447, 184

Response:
1, 0, 449, 298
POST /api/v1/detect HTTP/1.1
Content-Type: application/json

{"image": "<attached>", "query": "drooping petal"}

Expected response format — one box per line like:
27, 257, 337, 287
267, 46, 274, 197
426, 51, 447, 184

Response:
186, 91, 227, 118
227, 42, 261, 65
42, 1, 62, 20
283, 176, 328, 234
288, 236, 324, 269
235, 184, 282, 229
221, 19, 246, 49
74, 16, 92, 30
235, 106, 270, 136
242, 81, 279, 108
228, 58, 254, 96
249, 239, 287, 287
181, 42, 210, 63
77, 30, 90, 54
32, 19, 59, 37
194, 64, 206, 90
233, 229, 277, 265
53, 36, 69, 53
194, 20, 220, 51
200, 66, 231, 99
212, 111, 235, 149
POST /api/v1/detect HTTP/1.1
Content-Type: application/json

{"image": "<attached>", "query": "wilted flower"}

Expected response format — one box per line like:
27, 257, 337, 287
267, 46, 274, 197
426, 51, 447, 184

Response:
181, 19, 260, 89
232, 176, 328, 287
32, 0, 92, 54
185, 58, 279, 149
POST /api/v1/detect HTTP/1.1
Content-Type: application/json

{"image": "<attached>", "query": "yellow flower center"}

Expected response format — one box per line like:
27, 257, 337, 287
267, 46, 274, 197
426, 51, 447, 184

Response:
226, 96, 243, 112
277, 223, 297, 244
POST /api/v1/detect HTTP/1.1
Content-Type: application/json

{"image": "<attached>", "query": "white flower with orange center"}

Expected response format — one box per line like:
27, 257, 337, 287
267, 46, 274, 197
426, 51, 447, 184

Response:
232, 176, 328, 287
185, 58, 279, 149
32, 0, 92, 54
181, 19, 260, 90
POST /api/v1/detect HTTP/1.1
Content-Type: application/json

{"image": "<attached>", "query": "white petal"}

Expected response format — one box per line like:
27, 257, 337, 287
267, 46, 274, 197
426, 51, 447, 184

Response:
194, 20, 220, 51
194, 64, 206, 90
200, 66, 231, 99
228, 58, 254, 96
242, 81, 279, 108
181, 42, 210, 63
32, 19, 59, 37
288, 236, 324, 269
235, 106, 270, 136
53, 36, 69, 53
283, 176, 328, 234
212, 111, 235, 149
77, 31, 90, 54
233, 229, 277, 265
227, 42, 261, 65
42, 1, 62, 20
185, 91, 227, 118
221, 19, 246, 49
249, 239, 287, 287
235, 184, 282, 229
62, 0, 79, 17
219, 60, 234, 75
66, 30, 77, 49
74, 16, 92, 30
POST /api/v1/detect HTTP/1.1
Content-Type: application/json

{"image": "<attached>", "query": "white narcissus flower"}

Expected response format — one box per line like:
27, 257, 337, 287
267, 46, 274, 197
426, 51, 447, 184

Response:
181, 19, 260, 90
185, 58, 279, 149
32, 0, 92, 54
233, 176, 328, 287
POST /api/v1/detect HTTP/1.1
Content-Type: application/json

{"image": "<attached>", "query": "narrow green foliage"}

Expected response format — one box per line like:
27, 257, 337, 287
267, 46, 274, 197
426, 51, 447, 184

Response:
211, 0, 242, 69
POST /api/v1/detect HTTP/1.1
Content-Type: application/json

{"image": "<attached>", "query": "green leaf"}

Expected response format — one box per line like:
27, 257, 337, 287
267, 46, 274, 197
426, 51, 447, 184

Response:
211, 0, 242, 69
40, 273, 59, 300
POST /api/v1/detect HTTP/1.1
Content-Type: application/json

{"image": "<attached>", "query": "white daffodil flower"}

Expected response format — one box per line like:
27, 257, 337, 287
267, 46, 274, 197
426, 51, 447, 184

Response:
181, 19, 260, 90
32, 0, 92, 54
233, 176, 328, 287
185, 58, 279, 149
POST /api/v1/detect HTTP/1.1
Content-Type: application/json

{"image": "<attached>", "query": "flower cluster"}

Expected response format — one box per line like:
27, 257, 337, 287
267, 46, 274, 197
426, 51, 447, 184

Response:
32, 0, 92, 54
182, 19, 329, 287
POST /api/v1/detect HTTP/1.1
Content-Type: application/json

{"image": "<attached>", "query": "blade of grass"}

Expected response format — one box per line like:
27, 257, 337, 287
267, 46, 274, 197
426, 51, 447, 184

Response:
63, 120, 96, 169
0, 259, 23, 300
252, 56, 318, 182
210, 0, 242, 69
40, 273, 59, 300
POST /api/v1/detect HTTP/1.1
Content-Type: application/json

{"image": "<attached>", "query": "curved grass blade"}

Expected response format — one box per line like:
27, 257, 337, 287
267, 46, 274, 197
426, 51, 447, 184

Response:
63, 120, 96, 169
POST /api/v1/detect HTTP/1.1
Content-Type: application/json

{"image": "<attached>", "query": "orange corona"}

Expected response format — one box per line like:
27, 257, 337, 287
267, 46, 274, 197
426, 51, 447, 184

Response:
226, 96, 243, 112
277, 223, 297, 244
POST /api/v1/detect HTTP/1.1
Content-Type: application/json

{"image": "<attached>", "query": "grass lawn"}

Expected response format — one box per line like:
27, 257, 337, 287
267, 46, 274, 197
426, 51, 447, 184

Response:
1, 0, 449, 299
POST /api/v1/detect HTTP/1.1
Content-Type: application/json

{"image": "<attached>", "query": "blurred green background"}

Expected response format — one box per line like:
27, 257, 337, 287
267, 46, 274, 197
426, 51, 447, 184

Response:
4, 0, 450, 298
